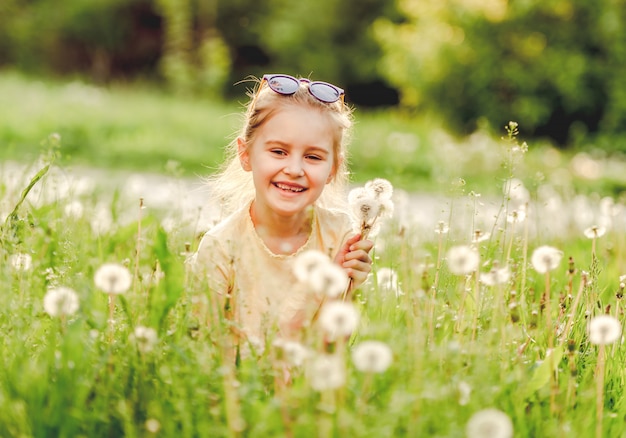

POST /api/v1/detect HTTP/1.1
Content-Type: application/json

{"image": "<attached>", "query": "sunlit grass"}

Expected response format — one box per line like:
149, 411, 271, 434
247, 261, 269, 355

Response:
3, 125, 626, 436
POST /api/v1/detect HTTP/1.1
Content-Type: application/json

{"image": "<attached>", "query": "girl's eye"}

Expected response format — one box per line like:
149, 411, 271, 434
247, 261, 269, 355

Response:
306, 155, 323, 161
271, 149, 287, 156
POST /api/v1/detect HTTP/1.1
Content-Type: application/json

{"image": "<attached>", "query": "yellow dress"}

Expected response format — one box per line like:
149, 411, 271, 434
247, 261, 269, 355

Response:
191, 202, 353, 354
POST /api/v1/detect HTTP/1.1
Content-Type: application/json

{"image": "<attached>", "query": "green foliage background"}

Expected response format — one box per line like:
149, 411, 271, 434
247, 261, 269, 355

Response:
3, 0, 626, 148
374, 0, 626, 147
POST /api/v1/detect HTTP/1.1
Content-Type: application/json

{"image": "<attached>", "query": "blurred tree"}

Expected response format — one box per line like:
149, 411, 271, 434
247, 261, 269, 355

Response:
214, 0, 401, 105
0, 0, 398, 105
0, 0, 162, 80
374, 0, 626, 147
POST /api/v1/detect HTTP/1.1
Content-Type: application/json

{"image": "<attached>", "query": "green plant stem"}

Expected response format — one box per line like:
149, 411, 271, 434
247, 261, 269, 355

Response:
596, 344, 606, 438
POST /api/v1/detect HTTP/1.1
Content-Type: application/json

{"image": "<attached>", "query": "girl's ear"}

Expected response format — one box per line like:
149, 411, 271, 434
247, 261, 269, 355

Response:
327, 153, 344, 184
237, 137, 252, 171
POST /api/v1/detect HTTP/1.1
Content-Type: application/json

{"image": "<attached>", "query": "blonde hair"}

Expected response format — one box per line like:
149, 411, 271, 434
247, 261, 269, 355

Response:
207, 77, 354, 215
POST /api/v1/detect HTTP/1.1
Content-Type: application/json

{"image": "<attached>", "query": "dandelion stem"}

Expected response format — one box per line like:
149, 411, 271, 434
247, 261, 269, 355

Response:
505, 221, 516, 264
135, 197, 144, 321
566, 342, 577, 409
519, 203, 530, 325
595, 344, 606, 438
432, 230, 444, 292
318, 390, 335, 438
107, 293, 115, 343
471, 260, 481, 343
591, 237, 597, 260
561, 273, 587, 345
272, 352, 294, 438
544, 271, 557, 414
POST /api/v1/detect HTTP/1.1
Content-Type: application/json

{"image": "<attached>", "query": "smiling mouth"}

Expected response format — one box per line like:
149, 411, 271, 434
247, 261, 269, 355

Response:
273, 182, 306, 193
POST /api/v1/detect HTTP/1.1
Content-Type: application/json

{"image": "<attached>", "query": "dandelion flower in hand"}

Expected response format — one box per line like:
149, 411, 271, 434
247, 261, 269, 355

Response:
94, 263, 132, 295
531, 246, 563, 274
317, 301, 360, 340
348, 178, 394, 239
364, 178, 393, 200
446, 245, 479, 276
350, 194, 381, 233
588, 315, 622, 345
306, 354, 346, 391
351, 340, 393, 373
466, 408, 513, 438
43, 287, 80, 317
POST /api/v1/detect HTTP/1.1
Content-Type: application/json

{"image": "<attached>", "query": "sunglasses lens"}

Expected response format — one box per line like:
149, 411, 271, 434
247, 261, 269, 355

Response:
309, 82, 342, 103
266, 75, 300, 95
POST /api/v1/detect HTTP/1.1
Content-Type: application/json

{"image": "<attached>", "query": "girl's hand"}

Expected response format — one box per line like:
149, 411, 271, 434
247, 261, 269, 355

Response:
334, 234, 374, 290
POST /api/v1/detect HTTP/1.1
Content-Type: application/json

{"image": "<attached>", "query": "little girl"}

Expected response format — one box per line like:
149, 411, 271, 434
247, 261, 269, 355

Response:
192, 74, 373, 356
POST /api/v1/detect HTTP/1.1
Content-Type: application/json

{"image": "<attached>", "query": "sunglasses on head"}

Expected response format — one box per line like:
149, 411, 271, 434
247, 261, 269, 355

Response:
260, 74, 345, 104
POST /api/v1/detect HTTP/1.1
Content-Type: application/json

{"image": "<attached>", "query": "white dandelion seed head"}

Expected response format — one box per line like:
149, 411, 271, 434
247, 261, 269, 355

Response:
376, 267, 404, 296
583, 225, 607, 239
351, 340, 393, 373
531, 246, 563, 274
274, 339, 311, 367
506, 209, 526, 224
347, 186, 368, 204
435, 221, 450, 234
293, 250, 333, 283
364, 178, 394, 200
307, 262, 350, 298
94, 263, 132, 295
458, 381, 472, 406
446, 245, 480, 276
351, 196, 381, 226
306, 354, 346, 391
466, 408, 513, 438
588, 315, 622, 345
479, 266, 511, 287
43, 286, 80, 318
503, 178, 530, 206
378, 197, 395, 220
472, 230, 491, 243
90, 203, 113, 235
10, 253, 32, 271
317, 301, 360, 340
64, 200, 84, 219
132, 325, 158, 353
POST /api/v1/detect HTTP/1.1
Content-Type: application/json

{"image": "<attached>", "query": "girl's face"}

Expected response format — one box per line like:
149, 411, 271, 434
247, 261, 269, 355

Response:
238, 104, 339, 219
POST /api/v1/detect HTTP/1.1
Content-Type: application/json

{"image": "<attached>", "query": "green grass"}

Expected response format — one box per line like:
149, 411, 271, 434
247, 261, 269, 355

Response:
6, 69, 626, 196
2, 147, 626, 436
2, 71, 626, 436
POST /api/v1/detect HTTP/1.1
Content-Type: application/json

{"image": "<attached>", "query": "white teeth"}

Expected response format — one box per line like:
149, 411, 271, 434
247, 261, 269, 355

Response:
275, 183, 304, 192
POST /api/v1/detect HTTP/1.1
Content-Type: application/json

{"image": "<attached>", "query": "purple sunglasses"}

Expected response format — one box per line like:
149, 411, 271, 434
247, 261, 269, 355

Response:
259, 74, 345, 104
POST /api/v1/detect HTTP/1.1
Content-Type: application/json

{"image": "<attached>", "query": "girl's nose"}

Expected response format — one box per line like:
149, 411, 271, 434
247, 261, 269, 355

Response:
284, 160, 304, 177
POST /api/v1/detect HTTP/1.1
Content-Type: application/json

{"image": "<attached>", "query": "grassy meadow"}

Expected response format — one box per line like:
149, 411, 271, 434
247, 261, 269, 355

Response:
3, 72, 626, 437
